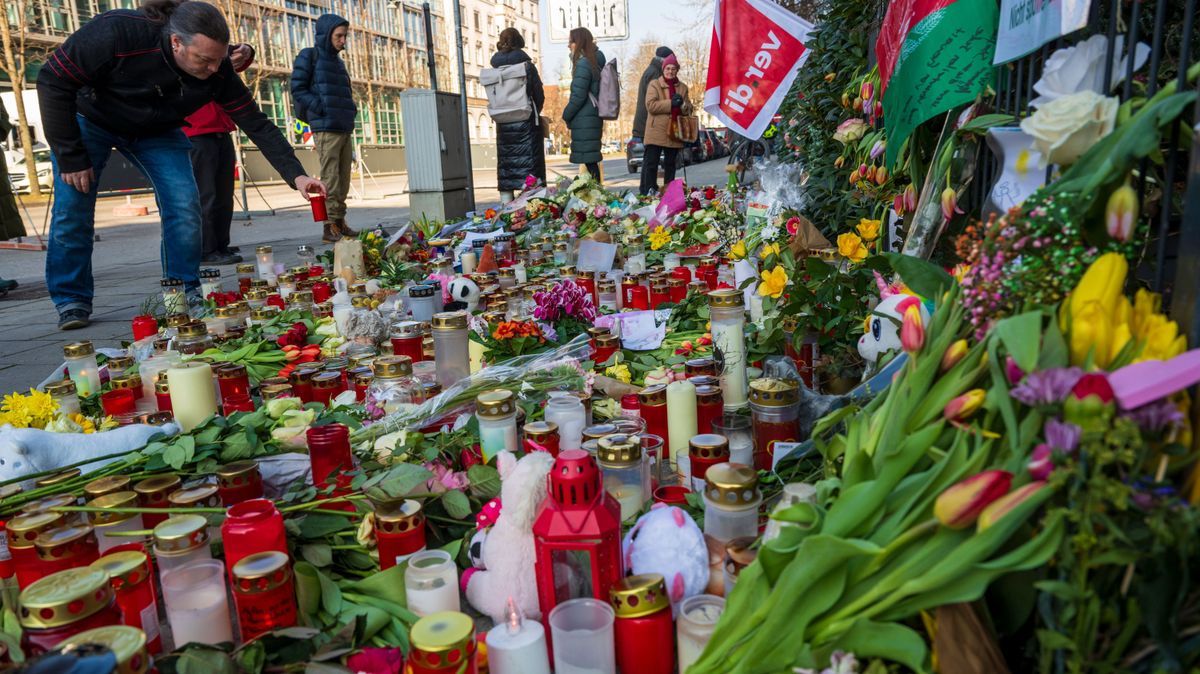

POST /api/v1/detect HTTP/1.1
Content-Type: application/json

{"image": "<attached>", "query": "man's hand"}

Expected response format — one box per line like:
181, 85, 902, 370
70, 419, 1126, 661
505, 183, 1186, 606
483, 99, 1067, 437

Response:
230, 44, 254, 71
61, 168, 95, 194
295, 176, 327, 198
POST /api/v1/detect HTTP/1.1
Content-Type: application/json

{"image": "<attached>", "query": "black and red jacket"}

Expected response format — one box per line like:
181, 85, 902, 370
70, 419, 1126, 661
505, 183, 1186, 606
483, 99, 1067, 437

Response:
37, 9, 304, 186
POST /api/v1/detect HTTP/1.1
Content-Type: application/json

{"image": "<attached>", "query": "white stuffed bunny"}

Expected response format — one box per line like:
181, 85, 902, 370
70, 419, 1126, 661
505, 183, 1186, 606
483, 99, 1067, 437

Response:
0, 423, 179, 485
622, 504, 709, 612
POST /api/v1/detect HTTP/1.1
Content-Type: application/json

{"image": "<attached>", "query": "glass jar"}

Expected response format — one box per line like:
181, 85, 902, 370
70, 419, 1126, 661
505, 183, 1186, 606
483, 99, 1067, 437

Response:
676, 594, 725, 672
611, 573, 674, 674
637, 385, 669, 456
289, 367, 320, 404
105, 355, 134, 381
19, 567, 121, 655
596, 279, 619, 312
231, 551, 298, 641
153, 515, 211, 575
711, 411, 754, 471
708, 289, 748, 409
276, 273, 297, 300
215, 460, 263, 507
702, 463, 761, 545
90, 551, 163, 654
199, 268, 221, 299
582, 422, 618, 446
597, 434, 649, 522
409, 285, 437, 322
8, 511, 67, 590
44, 379, 82, 417
161, 559, 234, 646
374, 498, 426, 570
306, 424, 354, 488
160, 278, 187, 314
236, 263, 256, 294
498, 267, 517, 290
133, 474, 181, 530
494, 233, 515, 264
409, 611, 478, 674
88, 491, 145, 553
255, 245, 276, 284
175, 322, 214, 356
476, 389, 519, 461
431, 312, 470, 388
63, 341, 101, 398
215, 363, 251, 402
553, 242, 570, 266
524, 420, 560, 456
749, 378, 802, 471
543, 396, 586, 452
367, 356, 421, 415
244, 288, 269, 310
624, 235, 646, 274
762, 482, 819, 543
404, 550, 460, 617
696, 257, 719, 289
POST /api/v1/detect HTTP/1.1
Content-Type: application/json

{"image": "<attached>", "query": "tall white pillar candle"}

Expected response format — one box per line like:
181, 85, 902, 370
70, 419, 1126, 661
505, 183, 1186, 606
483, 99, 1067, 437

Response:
166, 363, 218, 432
666, 381, 698, 467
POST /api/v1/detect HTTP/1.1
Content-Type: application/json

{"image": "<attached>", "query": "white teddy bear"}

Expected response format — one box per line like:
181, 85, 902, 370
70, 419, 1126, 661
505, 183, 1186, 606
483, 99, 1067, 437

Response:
621, 503, 709, 613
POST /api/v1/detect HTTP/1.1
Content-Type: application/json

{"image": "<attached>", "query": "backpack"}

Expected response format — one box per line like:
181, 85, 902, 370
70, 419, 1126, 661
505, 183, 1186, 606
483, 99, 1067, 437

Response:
481, 62, 533, 124
588, 59, 620, 121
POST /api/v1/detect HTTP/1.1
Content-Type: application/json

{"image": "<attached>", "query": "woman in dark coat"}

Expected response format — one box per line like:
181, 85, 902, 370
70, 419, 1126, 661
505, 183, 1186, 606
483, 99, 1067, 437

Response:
490, 27, 545, 201
561, 27, 606, 183
0, 104, 25, 294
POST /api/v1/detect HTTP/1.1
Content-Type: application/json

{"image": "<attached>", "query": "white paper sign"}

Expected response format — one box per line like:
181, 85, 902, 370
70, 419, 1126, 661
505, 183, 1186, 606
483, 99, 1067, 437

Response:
734, 259, 758, 309
600, 310, 668, 351
576, 240, 618, 272
456, 227, 506, 257
994, 0, 1090, 65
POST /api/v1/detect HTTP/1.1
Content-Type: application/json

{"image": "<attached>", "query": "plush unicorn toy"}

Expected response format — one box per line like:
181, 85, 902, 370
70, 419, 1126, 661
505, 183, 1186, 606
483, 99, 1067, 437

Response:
857, 273, 930, 368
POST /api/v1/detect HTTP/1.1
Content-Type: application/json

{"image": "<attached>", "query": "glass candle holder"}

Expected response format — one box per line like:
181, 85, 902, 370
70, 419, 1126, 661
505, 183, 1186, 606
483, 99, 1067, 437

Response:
87, 491, 145, 553
548, 598, 616, 674
476, 389, 519, 461
288, 367, 319, 404
8, 511, 67, 590
404, 550, 460, 617
63, 341, 101, 398
762, 482, 819, 543
132, 314, 159, 341
431, 312, 470, 388
597, 434, 649, 522
639, 433, 668, 488
199, 268, 221, 298
723, 536, 758, 597
696, 384, 723, 440
153, 515, 212, 575
35, 524, 101, 578
486, 599, 551, 674
391, 320, 426, 363
236, 263, 255, 293
44, 379, 82, 417
367, 356, 421, 416
409, 285, 437, 322
306, 424, 354, 488
161, 559, 234, 647
544, 396, 586, 452
310, 371, 342, 407
712, 412, 754, 467
160, 278, 187, 315
90, 550, 163, 653
498, 267, 517, 290
593, 334, 621, 367
676, 594, 725, 672
708, 290, 748, 409
255, 246, 276, 284
596, 280, 618, 312
231, 551, 297, 641
748, 378, 802, 471
702, 463, 761, 545
216, 363, 251, 402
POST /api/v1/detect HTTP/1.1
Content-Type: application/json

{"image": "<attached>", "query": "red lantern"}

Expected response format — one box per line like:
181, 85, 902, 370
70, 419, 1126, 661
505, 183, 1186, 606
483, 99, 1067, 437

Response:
532, 450, 623, 631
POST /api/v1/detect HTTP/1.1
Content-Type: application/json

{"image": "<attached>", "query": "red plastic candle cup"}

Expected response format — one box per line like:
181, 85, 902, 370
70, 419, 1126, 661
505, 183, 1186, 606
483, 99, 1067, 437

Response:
101, 389, 136, 416
310, 194, 328, 222
221, 498, 288, 575
132, 315, 158, 341
653, 485, 691, 505
216, 461, 264, 507
629, 285, 650, 311
222, 394, 255, 415
266, 294, 286, 309
306, 424, 353, 487
311, 281, 333, 304
671, 266, 692, 283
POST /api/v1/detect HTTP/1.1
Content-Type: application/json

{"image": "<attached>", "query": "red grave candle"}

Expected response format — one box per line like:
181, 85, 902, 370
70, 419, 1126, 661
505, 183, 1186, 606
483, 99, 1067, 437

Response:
216, 363, 251, 401
101, 389, 136, 416
695, 384, 723, 435
611, 574, 676, 674
7, 511, 66, 590
216, 460, 264, 507
390, 321, 425, 363
637, 385, 669, 452
35, 524, 101, 576
221, 498, 288, 575
131, 315, 158, 341
310, 194, 328, 222
649, 282, 671, 309
374, 499, 427, 570
223, 394, 255, 415
523, 421, 560, 457
91, 550, 164, 653
628, 285, 650, 311
748, 379, 802, 471
154, 379, 172, 413
688, 434, 731, 492
668, 278, 687, 303
232, 551, 298, 641
133, 474, 181, 530
18, 568, 122, 656
671, 266, 692, 283
306, 424, 354, 488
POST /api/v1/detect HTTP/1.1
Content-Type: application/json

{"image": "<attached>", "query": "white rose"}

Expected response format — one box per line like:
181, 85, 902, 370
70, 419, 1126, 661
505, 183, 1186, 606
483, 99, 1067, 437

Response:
1030, 34, 1149, 108
1020, 91, 1117, 166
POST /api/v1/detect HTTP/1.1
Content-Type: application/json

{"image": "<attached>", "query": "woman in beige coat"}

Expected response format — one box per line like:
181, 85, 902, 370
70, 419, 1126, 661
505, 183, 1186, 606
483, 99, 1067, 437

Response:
639, 54, 693, 195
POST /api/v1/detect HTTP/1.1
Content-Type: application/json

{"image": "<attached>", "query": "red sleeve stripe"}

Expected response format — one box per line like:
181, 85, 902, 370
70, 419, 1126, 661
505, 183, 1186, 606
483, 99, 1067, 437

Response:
56, 49, 89, 82
114, 47, 160, 57
51, 52, 85, 84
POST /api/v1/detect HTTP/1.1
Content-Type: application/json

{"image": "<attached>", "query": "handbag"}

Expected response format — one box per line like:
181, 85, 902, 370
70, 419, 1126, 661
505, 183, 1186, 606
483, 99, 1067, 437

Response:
540, 115, 551, 139
670, 114, 699, 143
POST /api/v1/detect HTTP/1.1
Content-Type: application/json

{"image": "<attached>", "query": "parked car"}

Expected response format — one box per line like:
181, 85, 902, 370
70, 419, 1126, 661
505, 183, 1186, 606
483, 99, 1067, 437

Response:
626, 138, 684, 174
5, 146, 52, 193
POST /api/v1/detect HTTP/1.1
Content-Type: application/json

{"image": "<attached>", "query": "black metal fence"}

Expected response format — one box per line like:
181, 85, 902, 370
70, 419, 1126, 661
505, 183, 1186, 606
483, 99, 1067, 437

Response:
974, 0, 1200, 343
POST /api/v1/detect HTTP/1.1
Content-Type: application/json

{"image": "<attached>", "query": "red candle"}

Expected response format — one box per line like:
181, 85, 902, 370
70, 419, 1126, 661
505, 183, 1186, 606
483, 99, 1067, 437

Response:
620, 394, 640, 419
628, 285, 650, 311
306, 424, 354, 488
311, 281, 333, 304
668, 278, 687, 303
611, 574, 676, 674
91, 549, 164, 653
695, 384, 723, 435
223, 394, 255, 415
35, 524, 101, 575
216, 363, 251, 401
266, 294, 286, 310
155, 379, 173, 413
216, 460, 264, 507
670, 266, 692, 283
101, 389, 136, 416
748, 379, 801, 472
652, 485, 691, 505
232, 551, 298, 641
19, 568, 122, 656
523, 421, 560, 457
7, 511, 66, 590
576, 271, 597, 305
131, 315, 158, 341
310, 371, 341, 407
638, 385, 669, 452
688, 434, 731, 492
391, 322, 425, 363
221, 499, 288, 574
289, 368, 318, 404
374, 499, 426, 570
593, 333, 621, 367
310, 194, 328, 222
649, 282, 671, 309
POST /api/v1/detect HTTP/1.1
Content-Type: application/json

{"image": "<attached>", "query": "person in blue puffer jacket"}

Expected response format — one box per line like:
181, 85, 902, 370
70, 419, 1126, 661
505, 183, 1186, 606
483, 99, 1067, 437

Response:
291, 14, 358, 243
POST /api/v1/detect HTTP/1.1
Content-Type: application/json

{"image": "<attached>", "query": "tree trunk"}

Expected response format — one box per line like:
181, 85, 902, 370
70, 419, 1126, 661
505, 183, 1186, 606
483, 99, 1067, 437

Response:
0, 10, 43, 197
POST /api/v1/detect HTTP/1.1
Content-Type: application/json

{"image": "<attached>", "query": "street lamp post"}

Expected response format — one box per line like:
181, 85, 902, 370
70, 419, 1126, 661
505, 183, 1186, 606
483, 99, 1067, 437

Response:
451, 0, 475, 210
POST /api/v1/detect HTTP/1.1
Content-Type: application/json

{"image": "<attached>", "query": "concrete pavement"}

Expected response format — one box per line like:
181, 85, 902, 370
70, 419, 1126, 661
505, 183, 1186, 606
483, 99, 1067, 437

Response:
0, 156, 733, 391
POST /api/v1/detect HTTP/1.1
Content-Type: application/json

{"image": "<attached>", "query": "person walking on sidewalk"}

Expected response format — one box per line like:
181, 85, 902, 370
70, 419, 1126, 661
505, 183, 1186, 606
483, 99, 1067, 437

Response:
291, 14, 357, 243
185, 43, 256, 267
640, 54, 692, 196
37, 0, 326, 330
490, 27, 546, 203
0, 102, 26, 295
631, 46, 672, 147
562, 27, 606, 183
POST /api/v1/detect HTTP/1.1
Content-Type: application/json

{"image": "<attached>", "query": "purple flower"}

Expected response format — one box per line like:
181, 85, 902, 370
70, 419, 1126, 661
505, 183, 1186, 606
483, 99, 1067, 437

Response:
1123, 399, 1185, 435
537, 321, 559, 342
1044, 418, 1081, 453
1011, 367, 1084, 407
533, 280, 597, 323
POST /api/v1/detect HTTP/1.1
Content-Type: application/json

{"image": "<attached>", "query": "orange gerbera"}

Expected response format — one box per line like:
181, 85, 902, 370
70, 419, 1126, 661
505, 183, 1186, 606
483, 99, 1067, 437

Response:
493, 322, 519, 340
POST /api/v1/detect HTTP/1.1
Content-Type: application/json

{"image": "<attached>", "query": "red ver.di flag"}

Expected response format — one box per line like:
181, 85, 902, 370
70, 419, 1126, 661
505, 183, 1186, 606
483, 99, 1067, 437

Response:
876, 0, 999, 166
703, 0, 814, 140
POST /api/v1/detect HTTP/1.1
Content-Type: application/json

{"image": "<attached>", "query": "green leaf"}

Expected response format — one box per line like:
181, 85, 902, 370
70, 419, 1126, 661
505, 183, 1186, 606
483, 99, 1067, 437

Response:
994, 311, 1042, 373
442, 490, 472, 519
304, 663, 352, 674
368, 463, 435, 500
300, 513, 354, 539
233, 642, 265, 674
163, 444, 187, 470
467, 464, 501, 499
1036, 628, 1079, 652
317, 567, 344, 616
194, 425, 223, 446
220, 427, 258, 462
1039, 319, 1069, 370
172, 646, 236, 674
301, 543, 333, 567
825, 619, 929, 673
883, 252, 953, 299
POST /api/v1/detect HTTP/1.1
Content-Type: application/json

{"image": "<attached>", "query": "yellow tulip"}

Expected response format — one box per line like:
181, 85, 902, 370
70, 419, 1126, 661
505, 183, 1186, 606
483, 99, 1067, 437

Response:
729, 240, 748, 260
1068, 301, 1113, 367
1063, 253, 1128, 331
758, 266, 788, 299
837, 232, 868, 263
759, 242, 782, 260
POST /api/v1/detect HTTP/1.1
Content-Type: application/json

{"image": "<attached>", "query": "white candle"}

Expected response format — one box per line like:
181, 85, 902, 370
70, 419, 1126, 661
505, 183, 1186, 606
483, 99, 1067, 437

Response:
609, 483, 644, 522
469, 338, 485, 374
666, 381, 698, 467
487, 599, 552, 674
405, 550, 460, 617
514, 263, 528, 283
676, 595, 725, 673
165, 585, 233, 646
750, 294, 765, 323
166, 363, 217, 432
461, 250, 477, 274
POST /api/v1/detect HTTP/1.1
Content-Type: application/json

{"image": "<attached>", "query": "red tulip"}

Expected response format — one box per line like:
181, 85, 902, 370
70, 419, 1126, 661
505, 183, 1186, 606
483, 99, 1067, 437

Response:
977, 482, 1049, 531
900, 303, 924, 354
934, 470, 1013, 529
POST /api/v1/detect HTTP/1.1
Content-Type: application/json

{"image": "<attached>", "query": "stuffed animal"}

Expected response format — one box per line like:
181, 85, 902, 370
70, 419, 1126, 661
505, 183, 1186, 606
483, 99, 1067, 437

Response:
858, 293, 929, 367
464, 450, 554, 623
446, 277, 481, 313
622, 504, 709, 612
0, 423, 179, 485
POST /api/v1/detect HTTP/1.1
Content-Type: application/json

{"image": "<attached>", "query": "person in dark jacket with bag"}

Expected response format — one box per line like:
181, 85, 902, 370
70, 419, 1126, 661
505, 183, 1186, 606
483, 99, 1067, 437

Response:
0, 103, 25, 295
36, 0, 326, 330
640, 54, 693, 195
562, 27, 606, 183
631, 46, 672, 144
291, 14, 357, 243
490, 27, 545, 202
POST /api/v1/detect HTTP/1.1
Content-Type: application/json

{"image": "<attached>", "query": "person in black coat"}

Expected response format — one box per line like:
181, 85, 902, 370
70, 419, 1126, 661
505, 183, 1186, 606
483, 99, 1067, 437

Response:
490, 27, 545, 202
291, 14, 358, 242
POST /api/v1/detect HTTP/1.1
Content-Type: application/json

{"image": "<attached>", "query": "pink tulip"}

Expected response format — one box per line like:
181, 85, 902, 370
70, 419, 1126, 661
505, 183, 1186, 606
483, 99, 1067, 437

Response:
941, 187, 964, 223
899, 299, 924, 354
977, 482, 1049, 531
1027, 444, 1054, 480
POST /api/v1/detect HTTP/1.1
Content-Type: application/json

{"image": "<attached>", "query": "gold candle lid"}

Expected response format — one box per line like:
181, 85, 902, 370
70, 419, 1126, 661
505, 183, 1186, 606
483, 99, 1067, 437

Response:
133, 474, 181, 503
498, 267, 516, 278
708, 288, 744, 308
63, 341, 95, 358
21, 494, 76, 515
232, 551, 292, 593
108, 375, 139, 391
475, 389, 517, 419
153, 378, 171, 395
18, 568, 113, 629
559, 265, 577, 276
374, 355, 414, 378
410, 611, 474, 662
6, 511, 66, 549
597, 433, 642, 466
153, 514, 209, 554
177, 322, 208, 338
373, 498, 424, 533
595, 333, 621, 348
83, 474, 131, 499
431, 311, 468, 330
261, 384, 294, 400
276, 273, 295, 285
704, 462, 760, 506
87, 491, 140, 525
391, 321, 423, 338
35, 468, 82, 489
256, 245, 273, 254
610, 573, 669, 618
107, 355, 135, 371
780, 315, 799, 332
290, 289, 314, 304
668, 277, 686, 288
582, 423, 618, 442
685, 357, 715, 375
213, 305, 237, 319
91, 550, 152, 586
216, 460, 260, 488
351, 295, 373, 308
35, 524, 99, 562
311, 371, 341, 390
245, 288, 269, 301
289, 367, 319, 385
165, 313, 191, 328
58, 625, 150, 674
748, 378, 800, 406
44, 379, 78, 397
349, 282, 368, 295
586, 326, 610, 338
695, 384, 722, 403
638, 384, 667, 406
216, 363, 248, 379
236, 263, 256, 274
689, 433, 730, 459
168, 483, 220, 508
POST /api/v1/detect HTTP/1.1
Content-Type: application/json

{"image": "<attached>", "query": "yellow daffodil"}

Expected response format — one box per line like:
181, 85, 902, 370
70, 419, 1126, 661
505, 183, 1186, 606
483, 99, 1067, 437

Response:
1131, 289, 1187, 362
649, 226, 672, 251
729, 240, 748, 260
0, 389, 59, 429
758, 266, 788, 298
837, 232, 868, 263
855, 218, 881, 242
1062, 253, 1128, 331
759, 242, 782, 260
605, 363, 633, 384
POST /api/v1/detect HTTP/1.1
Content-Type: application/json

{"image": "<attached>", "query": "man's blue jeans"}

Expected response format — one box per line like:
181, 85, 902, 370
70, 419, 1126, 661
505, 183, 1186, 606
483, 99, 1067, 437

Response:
47, 115, 202, 316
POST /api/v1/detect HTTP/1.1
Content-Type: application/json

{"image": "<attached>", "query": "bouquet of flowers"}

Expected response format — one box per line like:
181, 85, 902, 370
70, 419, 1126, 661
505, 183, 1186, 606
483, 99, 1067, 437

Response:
532, 280, 597, 343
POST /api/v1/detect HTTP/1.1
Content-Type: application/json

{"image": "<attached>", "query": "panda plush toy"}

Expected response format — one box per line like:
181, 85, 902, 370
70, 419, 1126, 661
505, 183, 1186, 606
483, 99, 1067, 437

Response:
446, 276, 481, 312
